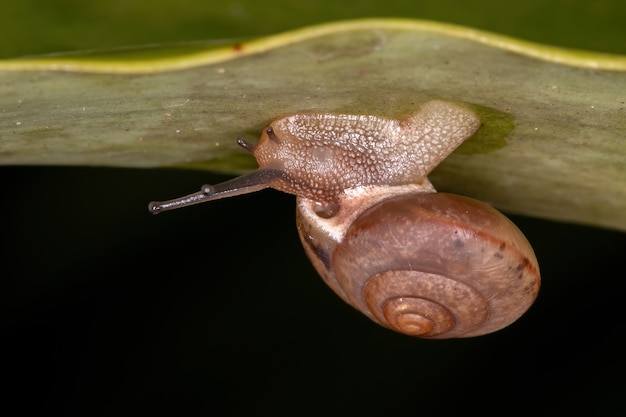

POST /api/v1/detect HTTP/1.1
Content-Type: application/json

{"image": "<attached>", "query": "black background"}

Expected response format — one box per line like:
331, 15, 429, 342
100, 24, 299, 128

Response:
2, 166, 625, 415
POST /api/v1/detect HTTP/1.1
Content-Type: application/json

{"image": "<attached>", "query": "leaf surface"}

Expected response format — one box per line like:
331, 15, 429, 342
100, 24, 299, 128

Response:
1, 19, 625, 230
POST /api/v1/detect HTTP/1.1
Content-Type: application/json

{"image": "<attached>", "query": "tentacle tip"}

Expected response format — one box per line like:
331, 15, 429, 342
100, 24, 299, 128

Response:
148, 201, 162, 214
237, 138, 256, 153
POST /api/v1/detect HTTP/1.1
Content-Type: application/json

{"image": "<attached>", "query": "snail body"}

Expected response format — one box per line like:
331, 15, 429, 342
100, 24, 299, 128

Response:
252, 100, 480, 203
149, 100, 540, 338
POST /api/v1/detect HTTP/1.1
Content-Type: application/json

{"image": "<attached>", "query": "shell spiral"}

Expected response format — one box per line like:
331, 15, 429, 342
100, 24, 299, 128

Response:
297, 192, 540, 338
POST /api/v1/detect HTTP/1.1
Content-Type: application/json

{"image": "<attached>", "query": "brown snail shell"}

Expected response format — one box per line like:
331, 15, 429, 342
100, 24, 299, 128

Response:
297, 191, 540, 338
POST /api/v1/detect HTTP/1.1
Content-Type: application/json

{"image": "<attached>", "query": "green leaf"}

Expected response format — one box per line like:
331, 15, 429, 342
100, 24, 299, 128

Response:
1, 19, 625, 230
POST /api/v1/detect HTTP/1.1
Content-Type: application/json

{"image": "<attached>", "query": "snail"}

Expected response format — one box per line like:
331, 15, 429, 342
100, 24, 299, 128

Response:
149, 100, 540, 338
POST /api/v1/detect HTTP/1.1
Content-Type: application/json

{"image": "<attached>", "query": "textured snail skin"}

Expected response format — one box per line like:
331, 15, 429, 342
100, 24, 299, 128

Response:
297, 192, 540, 338
252, 100, 481, 203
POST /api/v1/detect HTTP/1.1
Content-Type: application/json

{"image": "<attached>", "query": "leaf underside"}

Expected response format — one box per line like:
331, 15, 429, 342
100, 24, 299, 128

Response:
1, 19, 625, 230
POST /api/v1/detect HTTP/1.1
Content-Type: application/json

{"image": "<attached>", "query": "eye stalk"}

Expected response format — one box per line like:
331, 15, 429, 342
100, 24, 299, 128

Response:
148, 166, 285, 214
149, 136, 285, 214
265, 127, 280, 143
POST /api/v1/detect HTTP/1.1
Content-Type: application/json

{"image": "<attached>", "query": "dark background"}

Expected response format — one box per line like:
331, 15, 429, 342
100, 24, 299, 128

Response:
2, 166, 625, 415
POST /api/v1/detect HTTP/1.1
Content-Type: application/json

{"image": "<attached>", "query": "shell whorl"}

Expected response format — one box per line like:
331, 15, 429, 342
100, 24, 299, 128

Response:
298, 192, 540, 338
